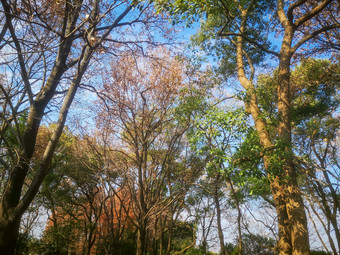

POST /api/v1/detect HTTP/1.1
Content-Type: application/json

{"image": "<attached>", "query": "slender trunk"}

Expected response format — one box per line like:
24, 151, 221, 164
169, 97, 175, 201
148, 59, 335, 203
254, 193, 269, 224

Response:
153, 217, 158, 255
214, 173, 226, 255
313, 181, 340, 254
159, 218, 163, 255
306, 187, 338, 254
236, 208, 242, 255
227, 175, 242, 255
316, 162, 340, 253
50, 201, 61, 254
166, 219, 173, 255
84, 226, 95, 255
136, 228, 143, 255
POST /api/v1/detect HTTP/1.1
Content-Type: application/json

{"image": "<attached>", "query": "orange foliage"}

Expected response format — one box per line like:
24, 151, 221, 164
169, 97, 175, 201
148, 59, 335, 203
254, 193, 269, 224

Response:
45, 186, 135, 255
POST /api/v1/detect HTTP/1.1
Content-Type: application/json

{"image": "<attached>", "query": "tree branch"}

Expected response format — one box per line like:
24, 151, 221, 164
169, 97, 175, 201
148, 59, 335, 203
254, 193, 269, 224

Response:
287, 0, 308, 24
294, 0, 332, 28
1, 0, 34, 105
219, 32, 279, 57
15, 46, 93, 219
291, 23, 340, 54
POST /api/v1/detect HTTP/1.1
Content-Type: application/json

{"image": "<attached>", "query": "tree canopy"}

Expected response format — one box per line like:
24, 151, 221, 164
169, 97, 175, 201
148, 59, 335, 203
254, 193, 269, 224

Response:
0, 1, 339, 255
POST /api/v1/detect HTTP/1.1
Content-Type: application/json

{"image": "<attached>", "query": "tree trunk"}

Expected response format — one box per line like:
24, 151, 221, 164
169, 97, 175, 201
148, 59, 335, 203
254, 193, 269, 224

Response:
227, 175, 242, 255
166, 219, 173, 255
0, 217, 21, 255
276, 26, 309, 254
152, 216, 159, 255
312, 177, 340, 254
234, 6, 310, 253
136, 226, 147, 255
269, 176, 292, 254
214, 173, 226, 255
159, 229, 163, 255
0, 1, 86, 253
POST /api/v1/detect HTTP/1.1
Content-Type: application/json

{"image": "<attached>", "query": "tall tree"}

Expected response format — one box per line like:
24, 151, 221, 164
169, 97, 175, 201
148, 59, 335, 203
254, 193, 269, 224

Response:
97, 50, 196, 255
40, 129, 136, 255
189, 105, 250, 255
0, 0, 169, 253
289, 60, 339, 254
157, 0, 339, 254
251, 58, 339, 254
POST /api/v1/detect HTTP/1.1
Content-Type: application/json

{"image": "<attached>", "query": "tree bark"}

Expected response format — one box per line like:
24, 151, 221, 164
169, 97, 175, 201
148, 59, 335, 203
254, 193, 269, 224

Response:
0, 1, 84, 253
276, 12, 309, 254
136, 226, 147, 255
159, 217, 164, 255
226, 174, 242, 255
234, 4, 309, 254
214, 173, 226, 255
0, 218, 20, 254
166, 218, 174, 255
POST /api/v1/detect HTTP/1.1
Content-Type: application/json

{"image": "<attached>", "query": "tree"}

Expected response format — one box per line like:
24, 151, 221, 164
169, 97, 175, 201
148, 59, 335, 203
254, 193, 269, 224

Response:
226, 233, 275, 255
157, 1, 339, 254
97, 49, 198, 255
40, 129, 136, 255
0, 0, 170, 253
253, 59, 339, 254
289, 60, 339, 254
158, 152, 202, 255
189, 105, 250, 255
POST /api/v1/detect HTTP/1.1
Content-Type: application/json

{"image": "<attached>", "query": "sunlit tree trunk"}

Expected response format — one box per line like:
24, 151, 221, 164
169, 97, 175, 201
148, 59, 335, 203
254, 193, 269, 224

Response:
276, 8, 309, 253
235, 4, 309, 254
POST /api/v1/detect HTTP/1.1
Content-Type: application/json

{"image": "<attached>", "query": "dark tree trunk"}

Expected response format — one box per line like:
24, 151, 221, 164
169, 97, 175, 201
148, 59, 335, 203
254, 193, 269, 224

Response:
0, 217, 21, 255
136, 225, 147, 255
166, 219, 173, 255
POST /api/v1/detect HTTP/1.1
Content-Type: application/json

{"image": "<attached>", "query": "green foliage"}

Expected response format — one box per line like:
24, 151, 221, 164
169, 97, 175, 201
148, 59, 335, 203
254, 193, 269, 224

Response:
161, 0, 277, 76
225, 233, 275, 255
2, 111, 28, 150
96, 230, 137, 255
41, 219, 81, 255
189, 106, 248, 168
185, 246, 217, 255
232, 128, 263, 175
166, 221, 196, 253
292, 59, 339, 123
255, 59, 340, 129
290, 60, 340, 166
175, 66, 218, 125
156, 0, 218, 25
15, 233, 43, 255
189, 103, 273, 198
252, 59, 340, 179
241, 233, 275, 254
